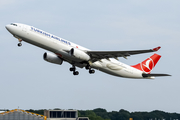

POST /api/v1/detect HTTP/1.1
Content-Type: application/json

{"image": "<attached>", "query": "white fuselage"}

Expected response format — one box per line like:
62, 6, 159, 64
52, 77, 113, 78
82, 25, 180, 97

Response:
6, 23, 145, 78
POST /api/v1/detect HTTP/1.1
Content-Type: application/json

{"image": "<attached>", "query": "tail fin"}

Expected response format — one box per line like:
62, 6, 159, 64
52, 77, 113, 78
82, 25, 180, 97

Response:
131, 53, 161, 74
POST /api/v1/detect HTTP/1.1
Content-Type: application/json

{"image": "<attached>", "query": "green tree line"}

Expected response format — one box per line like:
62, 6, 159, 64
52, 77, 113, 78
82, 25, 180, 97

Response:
24, 108, 180, 120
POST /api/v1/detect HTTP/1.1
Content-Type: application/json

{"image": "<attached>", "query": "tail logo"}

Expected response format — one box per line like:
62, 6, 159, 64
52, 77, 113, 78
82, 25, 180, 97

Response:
131, 53, 161, 73
141, 58, 154, 73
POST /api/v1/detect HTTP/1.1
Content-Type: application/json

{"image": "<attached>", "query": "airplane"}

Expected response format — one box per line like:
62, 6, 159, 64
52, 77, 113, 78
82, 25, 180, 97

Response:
5, 23, 171, 79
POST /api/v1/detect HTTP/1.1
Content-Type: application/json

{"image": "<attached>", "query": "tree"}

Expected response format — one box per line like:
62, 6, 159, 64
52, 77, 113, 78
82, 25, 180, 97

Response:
25, 108, 180, 120
93, 108, 110, 120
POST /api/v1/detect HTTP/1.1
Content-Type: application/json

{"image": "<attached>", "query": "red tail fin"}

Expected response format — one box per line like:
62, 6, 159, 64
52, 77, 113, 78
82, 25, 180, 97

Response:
131, 54, 161, 74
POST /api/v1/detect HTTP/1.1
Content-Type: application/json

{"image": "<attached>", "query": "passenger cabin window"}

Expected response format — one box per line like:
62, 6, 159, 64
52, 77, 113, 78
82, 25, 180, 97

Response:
11, 23, 17, 26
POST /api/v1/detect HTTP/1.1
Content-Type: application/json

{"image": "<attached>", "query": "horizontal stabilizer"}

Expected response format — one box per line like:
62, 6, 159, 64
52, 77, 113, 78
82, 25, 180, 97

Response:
142, 73, 171, 77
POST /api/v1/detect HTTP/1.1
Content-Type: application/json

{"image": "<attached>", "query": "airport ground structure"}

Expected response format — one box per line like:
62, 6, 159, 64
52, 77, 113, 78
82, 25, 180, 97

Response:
0, 109, 89, 120
1, 108, 180, 120
44, 110, 89, 120
0, 109, 46, 120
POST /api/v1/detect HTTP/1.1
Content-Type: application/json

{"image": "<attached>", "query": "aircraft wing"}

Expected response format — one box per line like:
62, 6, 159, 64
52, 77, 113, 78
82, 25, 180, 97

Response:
87, 46, 161, 62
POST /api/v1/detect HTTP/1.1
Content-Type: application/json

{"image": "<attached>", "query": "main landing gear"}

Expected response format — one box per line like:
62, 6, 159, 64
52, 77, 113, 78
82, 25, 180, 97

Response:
69, 65, 79, 75
85, 65, 95, 74
69, 64, 95, 76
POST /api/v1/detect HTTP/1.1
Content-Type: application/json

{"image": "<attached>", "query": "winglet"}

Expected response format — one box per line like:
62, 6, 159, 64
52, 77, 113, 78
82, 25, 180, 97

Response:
153, 46, 161, 51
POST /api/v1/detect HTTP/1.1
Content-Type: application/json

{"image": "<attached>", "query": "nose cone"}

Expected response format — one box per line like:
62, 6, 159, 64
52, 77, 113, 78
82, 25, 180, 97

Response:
5, 24, 11, 31
5, 24, 15, 35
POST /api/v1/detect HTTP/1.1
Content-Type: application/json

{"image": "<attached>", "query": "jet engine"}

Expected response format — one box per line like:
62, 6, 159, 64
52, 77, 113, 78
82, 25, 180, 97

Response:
43, 52, 63, 65
70, 48, 90, 61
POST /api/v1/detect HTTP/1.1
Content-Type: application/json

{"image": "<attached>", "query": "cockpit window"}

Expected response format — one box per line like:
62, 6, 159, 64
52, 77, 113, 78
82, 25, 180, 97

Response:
11, 23, 17, 26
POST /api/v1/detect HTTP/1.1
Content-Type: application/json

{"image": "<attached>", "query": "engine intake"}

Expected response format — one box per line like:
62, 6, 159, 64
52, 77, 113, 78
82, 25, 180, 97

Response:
43, 52, 63, 65
70, 48, 90, 61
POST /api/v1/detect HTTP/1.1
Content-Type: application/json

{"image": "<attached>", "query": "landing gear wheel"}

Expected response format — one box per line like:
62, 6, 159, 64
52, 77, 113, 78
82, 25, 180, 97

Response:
89, 69, 95, 74
85, 65, 90, 70
73, 71, 79, 75
18, 43, 22, 47
70, 67, 75, 71
70, 65, 79, 75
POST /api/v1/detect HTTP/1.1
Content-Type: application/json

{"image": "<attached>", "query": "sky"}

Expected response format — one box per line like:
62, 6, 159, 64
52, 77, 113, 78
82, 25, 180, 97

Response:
0, 0, 180, 113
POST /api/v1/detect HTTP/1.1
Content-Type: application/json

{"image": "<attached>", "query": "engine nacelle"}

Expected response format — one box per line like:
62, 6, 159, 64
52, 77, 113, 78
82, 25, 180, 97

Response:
43, 52, 63, 65
70, 48, 90, 61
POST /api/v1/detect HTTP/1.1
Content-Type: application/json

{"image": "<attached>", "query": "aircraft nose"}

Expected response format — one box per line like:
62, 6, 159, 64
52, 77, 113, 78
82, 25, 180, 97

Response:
5, 24, 10, 31
5, 24, 14, 34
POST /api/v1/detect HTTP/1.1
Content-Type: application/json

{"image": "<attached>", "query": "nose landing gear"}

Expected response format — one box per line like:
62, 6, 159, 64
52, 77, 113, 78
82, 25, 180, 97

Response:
17, 39, 22, 47
18, 43, 22, 47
